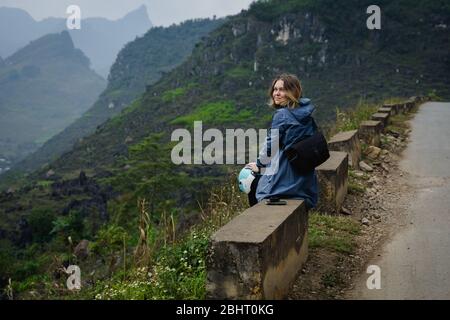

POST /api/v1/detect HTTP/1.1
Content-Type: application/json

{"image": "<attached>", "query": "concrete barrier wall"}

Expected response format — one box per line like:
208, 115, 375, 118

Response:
316, 151, 349, 214
359, 120, 383, 147
328, 130, 361, 169
382, 103, 399, 115
206, 200, 308, 299
206, 96, 426, 299
378, 106, 394, 116
371, 112, 390, 128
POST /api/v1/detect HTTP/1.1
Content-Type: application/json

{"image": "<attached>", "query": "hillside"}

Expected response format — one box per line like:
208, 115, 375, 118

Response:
39, 0, 450, 176
9, 17, 226, 175
0, 5, 152, 77
0, 0, 449, 299
0, 31, 106, 170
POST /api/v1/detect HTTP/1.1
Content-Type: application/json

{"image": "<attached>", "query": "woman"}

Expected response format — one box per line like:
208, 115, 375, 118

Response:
246, 73, 318, 210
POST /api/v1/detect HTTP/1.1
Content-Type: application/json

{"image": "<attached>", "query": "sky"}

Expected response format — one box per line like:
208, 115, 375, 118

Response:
0, 0, 256, 26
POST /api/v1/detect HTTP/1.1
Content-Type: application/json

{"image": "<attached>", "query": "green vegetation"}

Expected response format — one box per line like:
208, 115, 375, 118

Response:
170, 101, 253, 127
331, 100, 379, 136
101, 134, 193, 229
0, 31, 106, 165
308, 212, 361, 254
321, 263, 346, 288
94, 177, 246, 300
50, 210, 84, 242
8, 18, 225, 175
90, 228, 210, 300
348, 169, 368, 194
162, 83, 199, 103
226, 67, 253, 79
36, 180, 53, 188
1, 0, 449, 300
162, 87, 187, 103
426, 89, 443, 102
348, 170, 369, 181
348, 181, 366, 194
247, 0, 316, 22
35, 175, 247, 300
28, 209, 56, 243
385, 111, 416, 136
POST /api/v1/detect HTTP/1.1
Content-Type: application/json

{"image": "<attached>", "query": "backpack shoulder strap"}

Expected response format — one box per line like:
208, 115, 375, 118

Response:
285, 107, 318, 130
311, 117, 318, 131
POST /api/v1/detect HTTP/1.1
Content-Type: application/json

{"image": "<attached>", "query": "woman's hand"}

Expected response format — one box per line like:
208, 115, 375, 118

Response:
245, 162, 260, 173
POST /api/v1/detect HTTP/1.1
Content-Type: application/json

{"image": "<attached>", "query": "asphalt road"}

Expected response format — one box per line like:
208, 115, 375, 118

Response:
350, 102, 450, 299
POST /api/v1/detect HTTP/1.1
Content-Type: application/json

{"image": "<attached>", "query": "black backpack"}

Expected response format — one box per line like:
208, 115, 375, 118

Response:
284, 109, 330, 175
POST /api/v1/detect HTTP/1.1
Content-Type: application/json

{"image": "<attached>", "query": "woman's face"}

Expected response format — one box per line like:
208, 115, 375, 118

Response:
272, 80, 288, 106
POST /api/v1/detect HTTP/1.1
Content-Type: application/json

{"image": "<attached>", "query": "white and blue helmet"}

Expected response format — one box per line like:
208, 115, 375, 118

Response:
238, 167, 255, 194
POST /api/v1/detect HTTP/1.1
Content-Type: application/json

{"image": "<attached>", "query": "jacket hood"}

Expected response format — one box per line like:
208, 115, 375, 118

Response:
289, 97, 315, 120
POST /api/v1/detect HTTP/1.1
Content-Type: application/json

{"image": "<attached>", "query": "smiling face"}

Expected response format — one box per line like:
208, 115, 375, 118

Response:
268, 74, 303, 109
272, 80, 288, 106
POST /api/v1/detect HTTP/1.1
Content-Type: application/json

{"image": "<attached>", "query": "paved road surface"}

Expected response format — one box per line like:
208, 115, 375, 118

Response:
349, 102, 450, 299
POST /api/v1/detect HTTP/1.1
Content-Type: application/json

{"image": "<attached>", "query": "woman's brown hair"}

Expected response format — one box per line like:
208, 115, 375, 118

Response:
268, 73, 303, 109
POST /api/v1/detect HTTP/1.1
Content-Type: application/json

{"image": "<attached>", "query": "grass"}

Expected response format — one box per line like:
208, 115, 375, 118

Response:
54, 173, 249, 300
162, 88, 186, 103
382, 96, 409, 104
170, 101, 253, 127
348, 182, 366, 194
225, 67, 253, 79
426, 89, 442, 101
162, 83, 199, 103
330, 99, 379, 137
329, 96, 414, 138
83, 178, 363, 299
89, 228, 210, 300
348, 169, 369, 181
348, 169, 368, 195
308, 212, 361, 254
8, 95, 424, 299
321, 267, 345, 288
385, 110, 415, 136
36, 180, 53, 188
105, 98, 142, 128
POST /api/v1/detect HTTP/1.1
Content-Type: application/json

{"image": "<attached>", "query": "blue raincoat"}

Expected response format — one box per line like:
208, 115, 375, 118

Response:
255, 97, 318, 209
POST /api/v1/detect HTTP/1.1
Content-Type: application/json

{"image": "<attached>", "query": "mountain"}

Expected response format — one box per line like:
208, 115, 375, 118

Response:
67, 5, 153, 78
11, 17, 226, 174
36, 0, 450, 177
0, 7, 38, 58
0, 0, 449, 297
0, 31, 106, 169
0, 5, 153, 77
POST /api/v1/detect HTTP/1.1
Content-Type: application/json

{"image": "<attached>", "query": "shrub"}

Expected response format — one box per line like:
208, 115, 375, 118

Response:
170, 101, 253, 126
28, 208, 56, 243
51, 210, 84, 242
332, 99, 378, 135
308, 212, 360, 254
